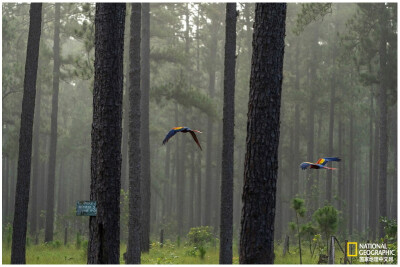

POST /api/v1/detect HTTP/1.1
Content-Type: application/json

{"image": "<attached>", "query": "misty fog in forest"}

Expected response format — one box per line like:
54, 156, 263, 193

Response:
2, 2, 397, 264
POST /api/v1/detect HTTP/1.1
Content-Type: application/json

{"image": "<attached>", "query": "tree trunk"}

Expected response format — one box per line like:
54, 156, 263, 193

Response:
337, 111, 343, 213
368, 86, 377, 240
3, 157, 9, 223
11, 3, 42, 264
204, 15, 218, 227
30, 82, 41, 237
306, 24, 319, 214
87, 3, 125, 264
56, 160, 64, 215
164, 137, 171, 219
240, 3, 286, 264
189, 149, 195, 229
293, 40, 300, 198
219, 3, 236, 264
121, 87, 129, 192
196, 152, 202, 226
378, 4, 388, 238
348, 112, 354, 236
389, 107, 397, 219
326, 24, 337, 203
140, 3, 151, 252
126, 3, 142, 264
44, 3, 61, 243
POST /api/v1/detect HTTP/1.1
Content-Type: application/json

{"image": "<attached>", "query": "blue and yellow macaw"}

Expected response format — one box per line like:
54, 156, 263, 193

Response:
300, 157, 341, 170
162, 127, 203, 150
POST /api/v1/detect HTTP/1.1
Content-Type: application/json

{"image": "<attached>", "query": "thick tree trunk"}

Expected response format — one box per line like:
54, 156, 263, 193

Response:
240, 3, 286, 264
140, 3, 151, 252
219, 3, 236, 264
11, 3, 42, 264
44, 3, 61, 243
126, 3, 142, 264
87, 4, 125, 264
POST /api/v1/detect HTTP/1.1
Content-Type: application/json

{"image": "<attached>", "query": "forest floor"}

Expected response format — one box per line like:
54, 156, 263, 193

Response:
2, 240, 355, 264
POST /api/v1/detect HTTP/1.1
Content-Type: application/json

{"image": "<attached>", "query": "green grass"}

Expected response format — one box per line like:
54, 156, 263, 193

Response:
2, 240, 238, 264
2, 243, 87, 264
2, 240, 357, 264
274, 244, 345, 264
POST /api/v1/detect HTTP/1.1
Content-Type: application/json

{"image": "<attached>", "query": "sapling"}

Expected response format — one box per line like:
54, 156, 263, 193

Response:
292, 198, 306, 264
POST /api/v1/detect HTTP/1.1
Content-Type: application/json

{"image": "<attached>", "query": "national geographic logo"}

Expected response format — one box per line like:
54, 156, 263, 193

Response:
347, 242, 395, 263
347, 242, 357, 257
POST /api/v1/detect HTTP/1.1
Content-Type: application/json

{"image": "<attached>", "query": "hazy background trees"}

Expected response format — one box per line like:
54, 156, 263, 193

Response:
2, 2, 397, 260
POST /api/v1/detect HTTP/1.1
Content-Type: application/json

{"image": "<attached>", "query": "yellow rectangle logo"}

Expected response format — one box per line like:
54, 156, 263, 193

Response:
347, 242, 358, 257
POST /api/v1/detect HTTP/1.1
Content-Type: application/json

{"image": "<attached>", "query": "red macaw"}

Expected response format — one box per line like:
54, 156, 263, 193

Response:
300, 157, 341, 170
162, 127, 203, 150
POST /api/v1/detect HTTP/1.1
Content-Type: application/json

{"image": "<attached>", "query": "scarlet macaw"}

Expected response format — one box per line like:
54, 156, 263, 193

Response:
162, 127, 203, 150
300, 157, 341, 170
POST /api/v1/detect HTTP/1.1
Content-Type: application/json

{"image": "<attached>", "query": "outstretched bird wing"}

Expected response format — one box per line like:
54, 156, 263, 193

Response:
300, 162, 337, 170
162, 127, 185, 145
189, 130, 202, 150
300, 162, 315, 170
316, 157, 341, 166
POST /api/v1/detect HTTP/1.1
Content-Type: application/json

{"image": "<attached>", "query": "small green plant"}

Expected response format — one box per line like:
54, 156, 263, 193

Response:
26, 236, 31, 248
44, 240, 61, 249
5, 223, 12, 249
81, 239, 88, 260
185, 247, 198, 257
76, 232, 82, 249
187, 226, 214, 247
198, 246, 206, 259
313, 205, 338, 254
380, 217, 397, 264
292, 198, 306, 264
301, 222, 317, 257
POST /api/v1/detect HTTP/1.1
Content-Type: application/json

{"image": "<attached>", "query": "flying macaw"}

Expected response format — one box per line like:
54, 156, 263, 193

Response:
162, 127, 203, 150
300, 157, 341, 170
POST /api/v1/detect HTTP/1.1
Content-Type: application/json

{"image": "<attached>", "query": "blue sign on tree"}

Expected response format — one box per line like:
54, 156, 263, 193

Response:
76, 201, 97, 216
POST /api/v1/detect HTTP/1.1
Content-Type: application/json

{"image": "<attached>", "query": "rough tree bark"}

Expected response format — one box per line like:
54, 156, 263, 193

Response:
11, 3, 42, 264
87, 3, 126, 264
240, 3, 286, 264
140, 2, 151, 252
126, 3, 142, 264
219, 3, 237, 264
